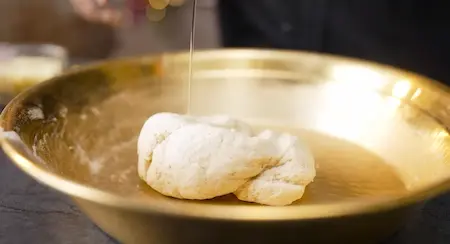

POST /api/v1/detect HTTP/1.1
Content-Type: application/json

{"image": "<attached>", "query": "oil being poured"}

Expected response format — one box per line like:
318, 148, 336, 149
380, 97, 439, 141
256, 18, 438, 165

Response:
187, 0, 198, 114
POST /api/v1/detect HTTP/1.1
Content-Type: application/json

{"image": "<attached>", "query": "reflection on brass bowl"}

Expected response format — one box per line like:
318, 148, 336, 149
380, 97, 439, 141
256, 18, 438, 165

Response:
2, 49, 450, 244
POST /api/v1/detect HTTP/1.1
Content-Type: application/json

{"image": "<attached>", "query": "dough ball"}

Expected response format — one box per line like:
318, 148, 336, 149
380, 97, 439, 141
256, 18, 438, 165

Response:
137, 113, 316, 205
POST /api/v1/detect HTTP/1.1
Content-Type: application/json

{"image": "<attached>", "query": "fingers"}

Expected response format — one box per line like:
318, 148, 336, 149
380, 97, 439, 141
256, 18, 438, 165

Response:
84, 8, 123, 25
94, 0, 108, 5
70, 0, 123, 26
71, 0, 95, 14
70, 0, 188, 26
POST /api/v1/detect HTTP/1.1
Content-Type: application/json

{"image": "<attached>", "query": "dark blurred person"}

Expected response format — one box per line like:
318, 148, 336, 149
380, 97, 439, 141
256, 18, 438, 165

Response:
0, 0, 117, 59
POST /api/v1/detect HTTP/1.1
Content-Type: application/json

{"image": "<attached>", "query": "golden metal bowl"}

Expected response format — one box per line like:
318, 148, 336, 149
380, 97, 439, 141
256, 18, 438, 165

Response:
2, 49, 450, 244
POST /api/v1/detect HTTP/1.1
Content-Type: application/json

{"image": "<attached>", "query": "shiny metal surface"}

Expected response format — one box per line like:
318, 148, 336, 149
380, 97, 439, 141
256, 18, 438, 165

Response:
2, 49, 450, 243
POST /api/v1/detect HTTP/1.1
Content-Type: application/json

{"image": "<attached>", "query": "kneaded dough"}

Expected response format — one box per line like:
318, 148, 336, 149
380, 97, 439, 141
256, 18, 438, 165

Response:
234, 130, 316, 206
137, 113, 316, 206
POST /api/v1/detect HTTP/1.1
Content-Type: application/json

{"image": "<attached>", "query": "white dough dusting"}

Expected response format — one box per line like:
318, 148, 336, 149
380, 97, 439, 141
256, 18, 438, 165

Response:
27, 107, 44, 120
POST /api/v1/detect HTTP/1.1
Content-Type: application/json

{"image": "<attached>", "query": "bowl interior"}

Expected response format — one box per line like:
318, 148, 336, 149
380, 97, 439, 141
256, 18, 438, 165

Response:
2, 49, 450, 215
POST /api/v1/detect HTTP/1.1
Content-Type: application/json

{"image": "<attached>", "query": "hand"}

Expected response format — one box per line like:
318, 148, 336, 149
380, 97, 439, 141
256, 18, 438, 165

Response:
70, 0, 188, 26
70, 0, 123, 25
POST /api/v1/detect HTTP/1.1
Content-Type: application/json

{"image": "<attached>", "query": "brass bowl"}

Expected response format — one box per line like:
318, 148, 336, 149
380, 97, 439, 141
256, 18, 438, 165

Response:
2, 49, 450, 244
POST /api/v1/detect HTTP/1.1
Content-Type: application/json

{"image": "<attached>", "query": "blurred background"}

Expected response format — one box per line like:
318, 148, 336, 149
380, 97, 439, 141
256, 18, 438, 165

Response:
0, 0, 220, 103
0, 0, 219, 60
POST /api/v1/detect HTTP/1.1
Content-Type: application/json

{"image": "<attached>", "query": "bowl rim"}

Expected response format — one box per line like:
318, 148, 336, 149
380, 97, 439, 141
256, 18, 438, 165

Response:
2, 48, 450, 221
